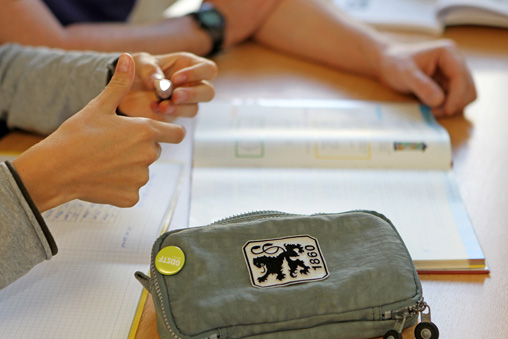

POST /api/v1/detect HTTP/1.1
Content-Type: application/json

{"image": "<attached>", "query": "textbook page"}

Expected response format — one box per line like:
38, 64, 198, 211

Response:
0, 161, 183, 339
438, 0, 508, 28
189, 168, 485, 272
331, 0, 442, 35
189, 100, 486, 273
194, 99, 452, 170
332, 0, 508, 34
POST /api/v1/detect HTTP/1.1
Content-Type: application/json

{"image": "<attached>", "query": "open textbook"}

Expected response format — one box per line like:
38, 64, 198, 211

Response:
0, 160, 183, 339
189, 99, 487, 274
332, 0, 508, 35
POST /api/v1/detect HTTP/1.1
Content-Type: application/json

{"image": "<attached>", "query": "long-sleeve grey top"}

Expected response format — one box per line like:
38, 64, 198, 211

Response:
0, 43, 119, 289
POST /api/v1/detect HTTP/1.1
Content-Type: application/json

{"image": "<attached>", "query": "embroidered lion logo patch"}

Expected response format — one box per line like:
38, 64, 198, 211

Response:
243, 235, 328, 288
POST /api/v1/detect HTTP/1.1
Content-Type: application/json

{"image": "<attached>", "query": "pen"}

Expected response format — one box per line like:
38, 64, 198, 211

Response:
154, 78, 173, 101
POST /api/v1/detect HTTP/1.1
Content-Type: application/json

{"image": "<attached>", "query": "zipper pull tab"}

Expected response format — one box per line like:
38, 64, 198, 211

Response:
134, 271, 151, 291
414, 301, 440, 339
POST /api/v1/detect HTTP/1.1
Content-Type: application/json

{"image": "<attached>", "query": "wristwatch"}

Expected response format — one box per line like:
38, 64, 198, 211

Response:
190, 2, 226, 57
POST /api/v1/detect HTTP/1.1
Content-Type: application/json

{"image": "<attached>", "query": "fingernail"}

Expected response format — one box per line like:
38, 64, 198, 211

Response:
151, 73, 164, 81
174, 90, 188, 104
173, 74, 186, 85
165, 105, 176, 115
151, 101, 160, 113
117, 54, 130, 72
430, 91, 445, 107
160, 101, 175, 115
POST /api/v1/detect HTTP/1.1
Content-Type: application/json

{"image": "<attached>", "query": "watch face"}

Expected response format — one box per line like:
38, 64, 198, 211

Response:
201, 10, 224, 26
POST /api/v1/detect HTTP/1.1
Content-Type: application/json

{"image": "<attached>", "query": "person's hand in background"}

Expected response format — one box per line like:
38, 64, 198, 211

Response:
378, 39, 477, 117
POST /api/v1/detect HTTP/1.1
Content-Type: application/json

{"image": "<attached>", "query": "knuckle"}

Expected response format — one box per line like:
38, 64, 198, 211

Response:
181, 52, 195, 59
133, 52, 148, 62
142, 63, 157, 76
133, 149, 158, 168
141, 52, 157, 66
139, 52, 151, 59
135, 119, 158, 140
122, 192, 141, 208
110, 189, 141, 208
137, 171, 151, 186
180, 52, 198, 60
176, 52, 196, 67
141, 148, 159, 165
110, 74, 131, 87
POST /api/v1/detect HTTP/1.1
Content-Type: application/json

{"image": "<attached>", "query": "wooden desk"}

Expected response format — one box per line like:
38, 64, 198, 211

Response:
135, 27, 508, 339
1, 26, 507, 339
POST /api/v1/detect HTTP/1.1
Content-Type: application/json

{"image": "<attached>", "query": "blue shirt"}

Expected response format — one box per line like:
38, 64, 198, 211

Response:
42, 0, 136, 25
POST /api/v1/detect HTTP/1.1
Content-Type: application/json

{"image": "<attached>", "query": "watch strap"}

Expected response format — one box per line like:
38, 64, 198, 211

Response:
191, 2, 226, 57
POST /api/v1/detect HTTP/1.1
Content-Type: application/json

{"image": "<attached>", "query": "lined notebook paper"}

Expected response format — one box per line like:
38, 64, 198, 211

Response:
0, 160, 182, 338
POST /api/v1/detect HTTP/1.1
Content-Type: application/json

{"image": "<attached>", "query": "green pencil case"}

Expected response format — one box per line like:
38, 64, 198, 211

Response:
135, 210, 439, 339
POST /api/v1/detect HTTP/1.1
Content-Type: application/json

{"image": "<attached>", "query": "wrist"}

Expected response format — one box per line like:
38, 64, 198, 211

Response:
179, 15, 215, 56
4, 161, 58, 255
12, 144, 75, 212
189, 2, 226, 57
365, 34, 392, 81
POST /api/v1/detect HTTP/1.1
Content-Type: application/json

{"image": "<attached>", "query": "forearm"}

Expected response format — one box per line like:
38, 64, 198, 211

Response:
0, 0, 211, 55
0, 162, 57, 290
253, 0, 390, 80
0, 44, 118, 135
63, 16, 212, 55
1, 4, 211, 56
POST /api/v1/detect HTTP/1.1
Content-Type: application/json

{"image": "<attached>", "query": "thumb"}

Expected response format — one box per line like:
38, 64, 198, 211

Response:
94, 53, 135, 113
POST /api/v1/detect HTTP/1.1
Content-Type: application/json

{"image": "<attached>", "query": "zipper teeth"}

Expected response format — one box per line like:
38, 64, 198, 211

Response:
151, 245, 182, 339
209, 210, 296, 225
383, 299, 423, 320
209, 210, 359, 225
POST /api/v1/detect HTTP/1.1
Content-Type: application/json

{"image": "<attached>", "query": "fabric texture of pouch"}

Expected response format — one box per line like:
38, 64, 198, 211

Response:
135, 210, 438, 339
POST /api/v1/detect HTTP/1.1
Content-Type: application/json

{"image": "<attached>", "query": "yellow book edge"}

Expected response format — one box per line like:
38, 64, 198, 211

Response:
128, 288, 150, 339
128, 163, 184, 339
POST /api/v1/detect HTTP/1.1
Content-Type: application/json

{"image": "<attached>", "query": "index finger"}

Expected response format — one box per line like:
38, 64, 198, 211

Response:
133, 52, 165, 90
170, 61, 218, 86
150, 120, 186, 144
437, 49, 477, 115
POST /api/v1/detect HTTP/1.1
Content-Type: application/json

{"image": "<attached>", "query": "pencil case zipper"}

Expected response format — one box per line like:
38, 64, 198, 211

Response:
209, 210, 296, 226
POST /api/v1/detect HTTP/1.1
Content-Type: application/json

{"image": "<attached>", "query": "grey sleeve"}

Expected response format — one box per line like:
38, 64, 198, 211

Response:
0, 43, 120, 135
0, 162, 57, 290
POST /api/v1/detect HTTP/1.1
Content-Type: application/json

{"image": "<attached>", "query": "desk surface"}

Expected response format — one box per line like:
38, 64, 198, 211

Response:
1, 26, 508, 339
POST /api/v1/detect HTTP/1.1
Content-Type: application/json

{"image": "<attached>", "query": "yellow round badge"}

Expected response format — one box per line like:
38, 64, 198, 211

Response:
155, 246, 185, 275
